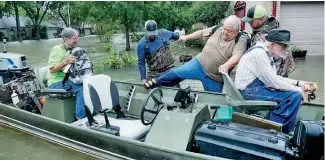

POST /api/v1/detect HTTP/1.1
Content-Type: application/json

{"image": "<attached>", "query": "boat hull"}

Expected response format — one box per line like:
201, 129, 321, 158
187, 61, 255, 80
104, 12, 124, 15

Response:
0, 81, 323, 159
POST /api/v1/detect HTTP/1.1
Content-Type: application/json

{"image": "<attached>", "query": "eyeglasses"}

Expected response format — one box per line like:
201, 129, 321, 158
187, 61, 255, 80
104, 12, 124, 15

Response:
71, 37, 79, 41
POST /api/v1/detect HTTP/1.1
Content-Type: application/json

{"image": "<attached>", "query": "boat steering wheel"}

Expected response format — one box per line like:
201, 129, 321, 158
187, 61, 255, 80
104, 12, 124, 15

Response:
141, 87, 165, 125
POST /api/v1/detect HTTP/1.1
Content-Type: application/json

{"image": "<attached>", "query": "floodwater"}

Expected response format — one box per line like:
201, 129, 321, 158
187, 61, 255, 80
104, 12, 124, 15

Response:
0, 125, 98, 160
0, 34, 324, 159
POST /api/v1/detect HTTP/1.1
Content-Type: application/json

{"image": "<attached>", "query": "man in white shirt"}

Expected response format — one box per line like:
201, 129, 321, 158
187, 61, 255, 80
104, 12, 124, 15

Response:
235, 29, 316, 133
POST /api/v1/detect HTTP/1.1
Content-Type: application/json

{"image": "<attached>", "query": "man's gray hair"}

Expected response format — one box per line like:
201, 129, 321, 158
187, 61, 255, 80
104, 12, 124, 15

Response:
223, 15, 241, 31
61, 27, 78, 40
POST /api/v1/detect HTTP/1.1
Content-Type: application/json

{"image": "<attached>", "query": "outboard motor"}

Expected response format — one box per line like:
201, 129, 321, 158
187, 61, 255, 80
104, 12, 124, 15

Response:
0, 39, 30, 85
0, 39, 42, 113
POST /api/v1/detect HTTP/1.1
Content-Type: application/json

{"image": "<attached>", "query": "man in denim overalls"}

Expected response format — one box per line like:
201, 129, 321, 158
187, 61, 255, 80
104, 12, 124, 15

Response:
235, 29, 317, 133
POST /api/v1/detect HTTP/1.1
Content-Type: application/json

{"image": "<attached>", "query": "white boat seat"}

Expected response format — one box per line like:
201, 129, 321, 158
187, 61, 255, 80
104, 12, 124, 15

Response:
77, 74, 150, 140
73, 114, 149, 140
35, 66, 49, 88
221, 72, 277, 114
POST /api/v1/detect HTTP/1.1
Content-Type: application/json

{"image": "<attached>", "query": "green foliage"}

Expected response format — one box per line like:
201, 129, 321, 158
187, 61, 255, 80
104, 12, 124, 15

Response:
0, 2, 6, 16
170, 41, 201, 59
21, 1, 57, 40
26, 22, 32, 30
170, 42, 187, 56
131, 32, 144, 42
0, 2, 12, 16
98, 31, 114, 43
0, 1, 5, 8
98, 1, 145, 51
191, 1, 230, 27
144, 2, 194, 31
103, 43, 113, 53
91, 18, 119, 42
121, 52, 136, 67
69, 2, 90, 28
100, 43, 122, 69
185, 28, 204, 48
44, 1, 232, 49
97, 43, 137, 69
40, 26, 48, 39
290, 45, 301, 52
108, 52, 122, 69
94, 59, 106, 72
0, 1, 17, 17
48, 2, 91, 29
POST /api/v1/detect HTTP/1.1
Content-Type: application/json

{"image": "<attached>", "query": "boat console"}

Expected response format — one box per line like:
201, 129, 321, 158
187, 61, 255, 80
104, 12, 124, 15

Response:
141, 87, 210, 151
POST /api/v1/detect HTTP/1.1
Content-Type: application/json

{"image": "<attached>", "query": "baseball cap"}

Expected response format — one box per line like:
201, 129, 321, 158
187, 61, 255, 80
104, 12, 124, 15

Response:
242, 5, 267, 22
145, 20, 158, 36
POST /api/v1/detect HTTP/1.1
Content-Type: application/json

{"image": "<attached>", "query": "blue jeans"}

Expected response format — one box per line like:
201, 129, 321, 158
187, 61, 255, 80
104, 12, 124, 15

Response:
239, 79, 302, 133
154, 57, 224, 92
48, 80, 86, 119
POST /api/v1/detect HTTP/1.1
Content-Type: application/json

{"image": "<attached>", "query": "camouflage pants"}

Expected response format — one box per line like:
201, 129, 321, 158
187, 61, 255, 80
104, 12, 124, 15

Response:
147, 45, 175, 80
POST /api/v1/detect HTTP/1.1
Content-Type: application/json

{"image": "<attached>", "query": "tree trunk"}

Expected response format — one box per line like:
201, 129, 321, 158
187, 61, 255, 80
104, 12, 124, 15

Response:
35, 25, 41, 40
13, 2, 22, 42
58, 5, 68, 27
124, 12, 131, 51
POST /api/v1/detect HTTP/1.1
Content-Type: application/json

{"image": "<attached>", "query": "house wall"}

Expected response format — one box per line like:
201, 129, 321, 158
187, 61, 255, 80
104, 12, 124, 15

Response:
0, 28, 31, 41
279, 2, 324, 55
0, 29, 8, 40
47, 28, 58, 39
8, 29, 15, 41
84, 28, 91, 36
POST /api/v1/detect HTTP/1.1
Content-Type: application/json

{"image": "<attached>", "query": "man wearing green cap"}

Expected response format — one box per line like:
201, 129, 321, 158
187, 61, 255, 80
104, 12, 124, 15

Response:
242, 5, 294, 77
137, 20, 180, 86
234, 29, 317, 133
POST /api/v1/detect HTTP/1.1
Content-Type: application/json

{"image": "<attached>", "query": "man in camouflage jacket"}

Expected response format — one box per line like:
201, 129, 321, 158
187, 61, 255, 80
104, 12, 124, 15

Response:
243, 5, 294, 77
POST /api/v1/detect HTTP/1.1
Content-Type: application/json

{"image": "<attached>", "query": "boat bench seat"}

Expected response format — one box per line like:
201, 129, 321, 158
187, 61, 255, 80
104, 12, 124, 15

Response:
221, 72, 277, 115
74, 74, 150, 140
34, 66, 76, 123
34, 66, 73, 98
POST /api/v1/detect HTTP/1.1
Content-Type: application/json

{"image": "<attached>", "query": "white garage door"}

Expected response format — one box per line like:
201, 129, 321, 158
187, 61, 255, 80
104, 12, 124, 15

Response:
280, 2, 324, 55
